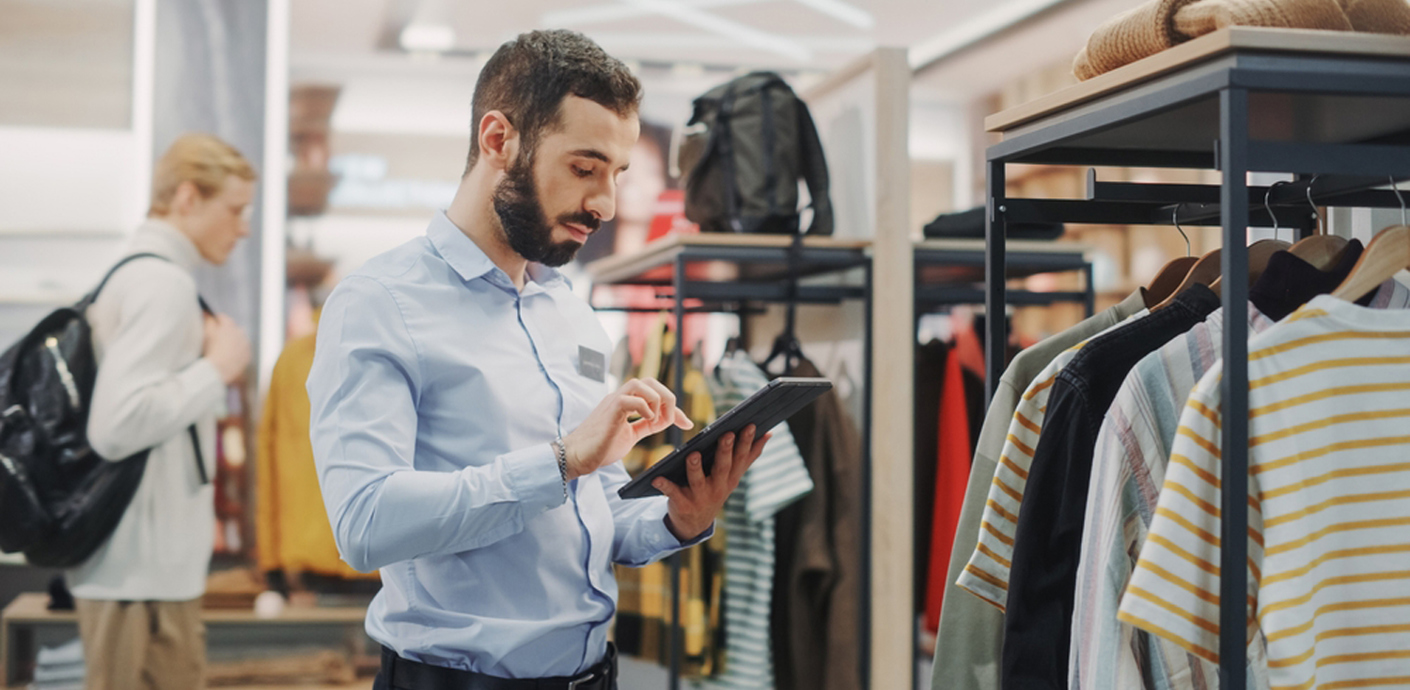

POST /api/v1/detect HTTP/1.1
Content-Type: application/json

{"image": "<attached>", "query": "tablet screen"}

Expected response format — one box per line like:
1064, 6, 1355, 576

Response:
617, 377, 832, 499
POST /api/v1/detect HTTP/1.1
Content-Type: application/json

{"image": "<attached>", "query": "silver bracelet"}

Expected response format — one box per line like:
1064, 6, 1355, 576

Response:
551, 437, 569, 500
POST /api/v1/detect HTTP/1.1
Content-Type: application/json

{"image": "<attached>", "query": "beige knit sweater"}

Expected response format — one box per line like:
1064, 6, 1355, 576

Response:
1074, 0, 1410, 80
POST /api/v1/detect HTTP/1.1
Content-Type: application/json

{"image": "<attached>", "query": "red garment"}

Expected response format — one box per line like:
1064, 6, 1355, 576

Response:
949, 313, 986, 377
924, 349, 973, 633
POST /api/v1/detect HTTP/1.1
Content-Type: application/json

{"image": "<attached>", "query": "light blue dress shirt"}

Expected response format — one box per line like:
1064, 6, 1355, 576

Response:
307, 212, 707, 678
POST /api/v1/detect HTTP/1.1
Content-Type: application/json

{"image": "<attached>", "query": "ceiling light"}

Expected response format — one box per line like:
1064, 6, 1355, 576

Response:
544, 0, 758, 27
615, 0, 811, 62
400, 22, 455, 53
793, 0, 873, 29
909, 0, 1076, 69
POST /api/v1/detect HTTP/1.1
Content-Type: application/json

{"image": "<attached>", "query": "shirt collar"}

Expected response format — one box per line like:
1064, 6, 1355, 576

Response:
131, 218, 203, 272
427, 211, 570, 291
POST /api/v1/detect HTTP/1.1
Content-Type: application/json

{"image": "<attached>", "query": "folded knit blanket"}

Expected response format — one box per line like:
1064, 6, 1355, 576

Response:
1073, 0, 1410, 80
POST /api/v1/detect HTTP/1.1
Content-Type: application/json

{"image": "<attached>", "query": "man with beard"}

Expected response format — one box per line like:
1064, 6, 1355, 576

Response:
306, 30, 769, 690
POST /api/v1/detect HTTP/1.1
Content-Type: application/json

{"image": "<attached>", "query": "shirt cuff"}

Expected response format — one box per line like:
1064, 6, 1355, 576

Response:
652, 508, 715, 553
502, 443, 567, 513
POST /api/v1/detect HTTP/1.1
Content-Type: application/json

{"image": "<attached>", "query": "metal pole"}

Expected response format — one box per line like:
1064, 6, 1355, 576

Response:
669, 254, 686, 690
860, 260, 874, 690
1083, 262, 1096, 318
985, 158, 1008, 407
1218, 87, 1251, 690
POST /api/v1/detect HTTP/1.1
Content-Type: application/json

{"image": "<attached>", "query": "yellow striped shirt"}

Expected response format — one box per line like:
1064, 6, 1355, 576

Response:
1119, 295, 1410, 689
955, 310, 1148, 609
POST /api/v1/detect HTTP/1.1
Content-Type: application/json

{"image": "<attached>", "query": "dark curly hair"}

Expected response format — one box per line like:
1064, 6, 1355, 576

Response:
465, 30, 642, 174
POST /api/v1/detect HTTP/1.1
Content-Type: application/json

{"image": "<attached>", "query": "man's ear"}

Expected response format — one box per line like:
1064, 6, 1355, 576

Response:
478, 111, 519, 171
171, 180, 201, 216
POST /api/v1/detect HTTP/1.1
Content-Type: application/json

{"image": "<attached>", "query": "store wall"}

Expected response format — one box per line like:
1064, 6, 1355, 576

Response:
0, 0, 142, 350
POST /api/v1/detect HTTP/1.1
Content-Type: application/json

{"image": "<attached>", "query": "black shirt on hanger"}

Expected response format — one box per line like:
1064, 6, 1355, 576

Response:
1248, 239, 1367, 321
913, 339, 950, 613
1000, 284, 1220, 690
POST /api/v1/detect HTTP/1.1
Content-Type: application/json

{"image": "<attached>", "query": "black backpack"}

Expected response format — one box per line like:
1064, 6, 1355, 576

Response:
680, 71, 834, 236
0, 254, 210, 568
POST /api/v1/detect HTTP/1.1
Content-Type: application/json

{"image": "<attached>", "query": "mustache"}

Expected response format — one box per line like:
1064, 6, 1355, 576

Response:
557, 212, 601, 234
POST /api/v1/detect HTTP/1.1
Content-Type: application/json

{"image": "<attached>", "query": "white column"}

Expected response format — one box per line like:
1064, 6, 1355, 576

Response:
258, 0, 290, 398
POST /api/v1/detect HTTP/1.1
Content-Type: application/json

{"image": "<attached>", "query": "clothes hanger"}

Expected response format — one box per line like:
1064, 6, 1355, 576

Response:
1142, 206, 1197, 308
762, 233, 807, 373
1286, 175, 1351, 271
761, 328, 804, 374
1330, 176, 1410, 302
1143, 258, 1198, 308
1204, 181, 1291, 296
1206, 238, 1290, 294
1153, 205, 1221, 310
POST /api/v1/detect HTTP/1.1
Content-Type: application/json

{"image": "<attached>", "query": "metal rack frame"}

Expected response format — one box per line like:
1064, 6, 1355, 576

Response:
983, 42, 1410, 688
915, 241, 1095, 317
587, 235, 873, 690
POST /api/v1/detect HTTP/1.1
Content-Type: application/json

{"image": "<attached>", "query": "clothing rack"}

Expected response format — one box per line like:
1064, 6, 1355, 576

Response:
909, 238, 1092, 688
915, 239, 1094, 316
981, 27, 1410, 688
586, 233, 872, 690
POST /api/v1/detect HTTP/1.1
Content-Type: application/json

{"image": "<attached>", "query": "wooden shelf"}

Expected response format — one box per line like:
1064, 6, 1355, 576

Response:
2, 593, 369, 686
3, 593, 364, 625
987, 27, 1410, 134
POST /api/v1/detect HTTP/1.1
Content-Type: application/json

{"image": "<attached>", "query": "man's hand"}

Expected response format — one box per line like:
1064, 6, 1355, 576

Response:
562, 378, 694, 480
653, 424, 771, 542
203, 313, 251, 385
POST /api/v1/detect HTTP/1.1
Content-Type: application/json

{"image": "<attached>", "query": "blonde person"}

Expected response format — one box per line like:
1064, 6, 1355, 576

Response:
71, 133, 254, 690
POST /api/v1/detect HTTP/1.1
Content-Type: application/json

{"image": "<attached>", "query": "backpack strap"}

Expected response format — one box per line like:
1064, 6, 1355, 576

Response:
77, 253, 168, 311
83, 253, 214, 485
796, 100, 835, 236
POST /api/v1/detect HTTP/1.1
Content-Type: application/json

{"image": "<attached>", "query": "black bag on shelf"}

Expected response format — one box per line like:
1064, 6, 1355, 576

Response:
0, 254, 207, 568
923, 206, 1065, 241
680, 71, 834, 236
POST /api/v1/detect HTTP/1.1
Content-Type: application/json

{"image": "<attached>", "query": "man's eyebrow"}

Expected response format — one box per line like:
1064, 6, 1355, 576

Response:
569, 149, 628, 171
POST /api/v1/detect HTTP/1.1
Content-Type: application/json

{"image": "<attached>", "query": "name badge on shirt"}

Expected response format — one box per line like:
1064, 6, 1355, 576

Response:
579, 346, 606, 382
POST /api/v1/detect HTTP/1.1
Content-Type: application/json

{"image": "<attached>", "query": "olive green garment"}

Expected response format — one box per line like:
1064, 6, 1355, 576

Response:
931, 289, 1145, 690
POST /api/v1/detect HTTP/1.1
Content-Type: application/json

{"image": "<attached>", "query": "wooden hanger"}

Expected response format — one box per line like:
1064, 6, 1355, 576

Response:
1334, 178, 1410, 301
1330, 225, 1410, 301
1207, 239, 1291, 294
1282, 175, 1352, 271
1153, 248, 1221, 310
1143, 256, 1198, 308
1288, 234, 1350, 271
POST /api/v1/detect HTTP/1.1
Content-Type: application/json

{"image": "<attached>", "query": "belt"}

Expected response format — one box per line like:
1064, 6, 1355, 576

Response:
380, 645, 617, 690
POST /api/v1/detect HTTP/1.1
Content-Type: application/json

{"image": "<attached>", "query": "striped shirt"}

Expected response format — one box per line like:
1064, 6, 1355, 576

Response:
706, 352, 814, 689
1076, 280, 1409, 690
1118, 293, 1410, 689
956, 309, 1148, 609
1074, 302, 1278, 690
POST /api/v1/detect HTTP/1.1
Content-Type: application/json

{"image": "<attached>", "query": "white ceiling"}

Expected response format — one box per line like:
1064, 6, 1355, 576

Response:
289, 0, 1152, 140
290, 0, 996, 72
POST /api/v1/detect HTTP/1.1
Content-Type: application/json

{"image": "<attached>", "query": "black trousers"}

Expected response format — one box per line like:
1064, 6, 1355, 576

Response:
373, 645, 618, 690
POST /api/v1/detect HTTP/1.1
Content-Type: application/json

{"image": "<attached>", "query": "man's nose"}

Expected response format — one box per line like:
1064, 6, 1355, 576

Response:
584, 179, 616, 223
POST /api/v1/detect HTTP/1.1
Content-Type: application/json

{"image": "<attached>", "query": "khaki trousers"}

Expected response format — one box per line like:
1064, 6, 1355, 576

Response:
75, 598, 206, 690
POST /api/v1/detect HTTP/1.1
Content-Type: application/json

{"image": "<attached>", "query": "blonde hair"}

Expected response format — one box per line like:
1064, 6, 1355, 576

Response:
148, 133, 257, 216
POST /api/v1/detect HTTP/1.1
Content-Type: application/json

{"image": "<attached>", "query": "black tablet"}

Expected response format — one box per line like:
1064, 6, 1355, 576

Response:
618, 376, 832, 499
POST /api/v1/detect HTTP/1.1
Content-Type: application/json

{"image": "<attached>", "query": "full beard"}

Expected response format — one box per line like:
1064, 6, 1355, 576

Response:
492, 154, 597, 268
